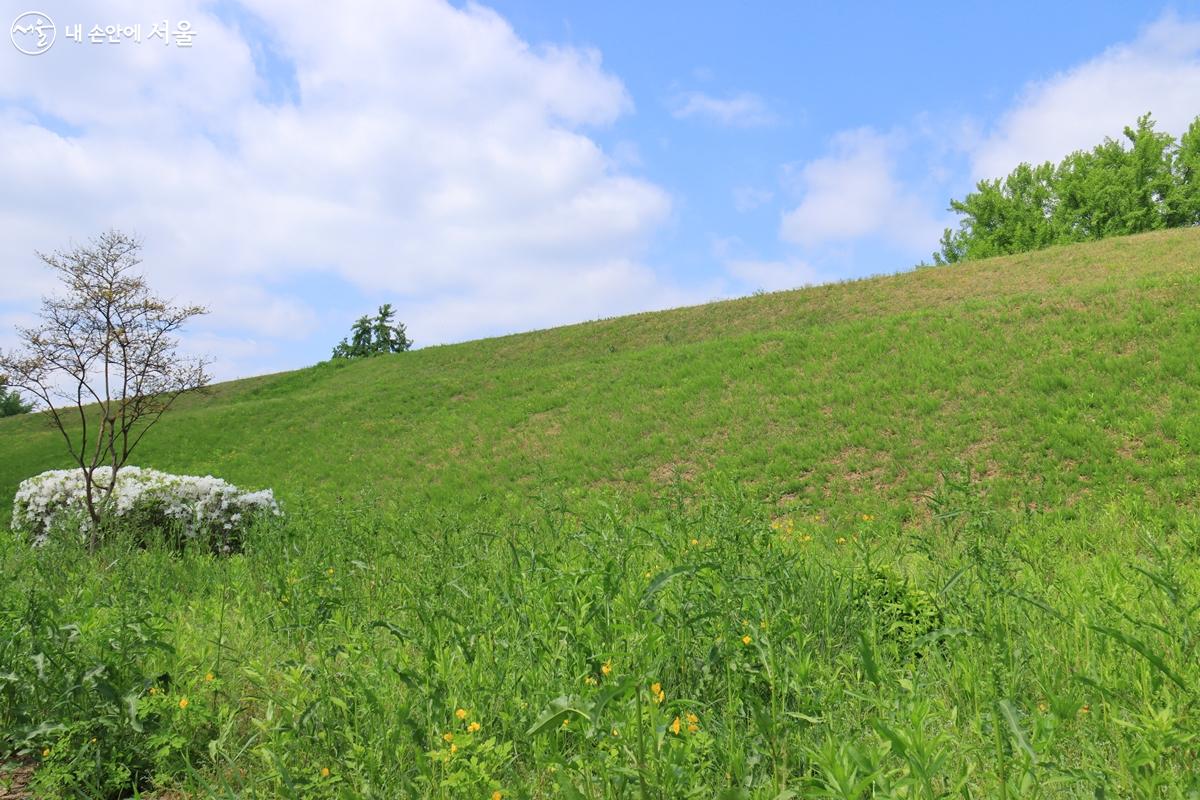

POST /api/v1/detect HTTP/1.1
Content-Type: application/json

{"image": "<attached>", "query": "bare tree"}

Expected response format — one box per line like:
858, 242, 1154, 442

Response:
0, 230, 211, 550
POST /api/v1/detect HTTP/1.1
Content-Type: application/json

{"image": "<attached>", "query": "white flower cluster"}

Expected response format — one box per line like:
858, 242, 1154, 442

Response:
11, 466, 281, 547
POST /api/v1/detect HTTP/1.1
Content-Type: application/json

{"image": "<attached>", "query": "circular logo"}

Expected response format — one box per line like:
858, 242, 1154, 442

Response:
10, 11, 56, 55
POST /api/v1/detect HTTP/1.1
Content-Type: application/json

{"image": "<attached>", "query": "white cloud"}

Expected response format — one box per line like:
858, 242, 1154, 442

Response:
0, 0, 685, 380
725, 258, 819, 292
771, 12, 1200, 267
973, 13, 1200, 178
671, 91, 776, 127
778, 128, 944, 252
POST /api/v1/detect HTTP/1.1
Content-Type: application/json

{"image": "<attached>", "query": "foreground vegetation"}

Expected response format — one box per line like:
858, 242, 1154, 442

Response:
3, 229, 1200, 796
2, 483, 1198, 797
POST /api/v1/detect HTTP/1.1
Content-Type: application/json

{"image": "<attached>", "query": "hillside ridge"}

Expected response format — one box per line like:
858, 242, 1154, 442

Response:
3, 228, 1199, 524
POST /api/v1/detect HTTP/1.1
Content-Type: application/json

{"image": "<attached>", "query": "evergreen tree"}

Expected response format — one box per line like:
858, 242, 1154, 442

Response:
0, 378, 33, 416
332, 305, 412, 359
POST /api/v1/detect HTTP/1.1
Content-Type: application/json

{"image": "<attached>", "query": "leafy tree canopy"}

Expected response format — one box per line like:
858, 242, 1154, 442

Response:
936, 113, 1200, 264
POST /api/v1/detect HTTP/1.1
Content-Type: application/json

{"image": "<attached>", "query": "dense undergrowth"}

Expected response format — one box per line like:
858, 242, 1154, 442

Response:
2, 476, 1198, 798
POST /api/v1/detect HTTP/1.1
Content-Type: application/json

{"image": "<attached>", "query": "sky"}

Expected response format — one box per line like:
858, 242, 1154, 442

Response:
3, 1, 1200, 381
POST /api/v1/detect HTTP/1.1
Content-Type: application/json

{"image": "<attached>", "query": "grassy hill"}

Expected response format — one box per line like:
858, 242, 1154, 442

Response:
4, 228, 1200, 525
3, 229, 1200, 798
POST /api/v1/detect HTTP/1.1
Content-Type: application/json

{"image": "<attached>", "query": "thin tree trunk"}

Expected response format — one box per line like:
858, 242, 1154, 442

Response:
82, 468, 100, 553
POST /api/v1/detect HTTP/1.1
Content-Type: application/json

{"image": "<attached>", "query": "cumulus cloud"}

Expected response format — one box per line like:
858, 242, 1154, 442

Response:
778, 128, 944, 252
0, 0, 684, 379
771, 12, 1200, 269
671, 91, 776, 127
972, 13, 1200, 178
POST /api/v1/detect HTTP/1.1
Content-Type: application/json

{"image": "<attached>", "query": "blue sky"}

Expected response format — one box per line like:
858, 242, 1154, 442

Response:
3, 1, 1200, 380
484, 0, 1200, 289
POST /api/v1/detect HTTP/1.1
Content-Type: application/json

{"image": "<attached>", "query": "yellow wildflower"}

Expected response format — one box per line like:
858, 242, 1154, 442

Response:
686, 712, 699, 724
862, 514, 874, 522
148, 686, 157, 695
205, 672, 215, 682
670, 716, 681, 735
450, 743, 457, 754
585, 675, 597, 686
611, 728, 619, 737
561, 717, 569, 728
492, 793, 502, 800
601, 661, 612, 676
651, 682, 664, 704
836, 537, 847, 545
326, 567, 334, 575
690, 538, 699, 546
455, 708, 468, 720
41, 748, 50, 757
467, 721, 481, 733
442, 732, 454, 742
320, 767, 330, 778
741, 635, 752, 646
178, 697, 189, 709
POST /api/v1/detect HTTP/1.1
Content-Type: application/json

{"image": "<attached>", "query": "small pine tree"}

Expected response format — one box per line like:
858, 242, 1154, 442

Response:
332, 305, 412, 359
371, 303, 412, 353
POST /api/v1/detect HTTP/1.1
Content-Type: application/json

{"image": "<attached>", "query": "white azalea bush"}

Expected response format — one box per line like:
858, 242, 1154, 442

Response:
11, 466, 281, 551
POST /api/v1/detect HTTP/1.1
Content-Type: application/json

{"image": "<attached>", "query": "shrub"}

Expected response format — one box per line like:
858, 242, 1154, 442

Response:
11, 467, 280, 552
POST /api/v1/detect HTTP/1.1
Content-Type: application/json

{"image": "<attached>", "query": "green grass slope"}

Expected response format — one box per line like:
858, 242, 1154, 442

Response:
4, 228, 1199, 523
5, 229, 1200, 797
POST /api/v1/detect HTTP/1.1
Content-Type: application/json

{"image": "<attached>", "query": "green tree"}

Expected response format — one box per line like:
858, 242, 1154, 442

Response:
936, 112, 1195, 265
1053, 113, 1174, 239
332, 305, 412, 359
371, 304, 411, 353
0, 378, 33, 416
936, 161, 1061, 263
1166, 117, 1200, 227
